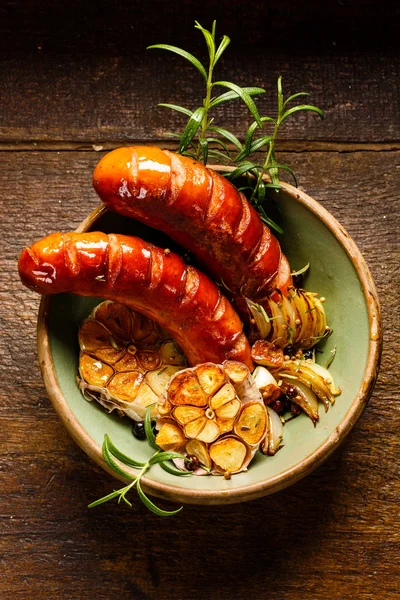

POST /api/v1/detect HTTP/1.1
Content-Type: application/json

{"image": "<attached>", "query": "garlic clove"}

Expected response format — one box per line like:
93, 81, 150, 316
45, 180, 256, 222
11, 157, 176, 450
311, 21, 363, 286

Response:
107, 370, 145, 403
222, 360, 250, 384
113, 352, 139, 372
185, 440, 212, 470
215, 398, 241, 419
209, 382, 237, 410
168, 371, 208, 406
160, 340, 185, 366
92, 300, 133, 344
216, 417, 235, 435
136, 350, 161, 371
194, 363, 226, 396
156, 422, 186, 452
196, 419, 220, 444
132, 382, 159, 415
184, 416, 207, 439
145, 365, 181, 396
79, 353, 114, 386
234, 402, 267, 446
79, 320, 113, 352
173, 405, 205, 426
209, 437, 248, 473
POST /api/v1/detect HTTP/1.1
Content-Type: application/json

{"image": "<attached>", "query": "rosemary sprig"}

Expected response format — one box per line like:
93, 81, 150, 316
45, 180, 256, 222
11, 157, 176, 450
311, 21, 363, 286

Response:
149, 21, 325, 235
148, 21, 265, 164
227, 77, 325, 232
89, 408, 190, 516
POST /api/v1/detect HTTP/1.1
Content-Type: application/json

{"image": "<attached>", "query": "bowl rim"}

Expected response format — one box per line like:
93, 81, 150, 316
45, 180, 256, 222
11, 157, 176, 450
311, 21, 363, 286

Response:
37, 172, 382, 505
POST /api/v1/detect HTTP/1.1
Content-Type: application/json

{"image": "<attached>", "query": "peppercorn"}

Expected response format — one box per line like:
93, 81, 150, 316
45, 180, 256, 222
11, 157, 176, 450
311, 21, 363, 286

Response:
270, 398, 285, 414
289, 402, 302, 416
132, 421, 146, 440
184, 454, 200, 471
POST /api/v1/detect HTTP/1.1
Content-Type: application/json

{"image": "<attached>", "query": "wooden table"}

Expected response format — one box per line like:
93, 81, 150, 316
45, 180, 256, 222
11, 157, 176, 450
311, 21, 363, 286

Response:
1, 2, 399, 598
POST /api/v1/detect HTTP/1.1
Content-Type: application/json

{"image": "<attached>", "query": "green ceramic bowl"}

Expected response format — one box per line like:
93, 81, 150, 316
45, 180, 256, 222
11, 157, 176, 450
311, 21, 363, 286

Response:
37, 176, 382, 505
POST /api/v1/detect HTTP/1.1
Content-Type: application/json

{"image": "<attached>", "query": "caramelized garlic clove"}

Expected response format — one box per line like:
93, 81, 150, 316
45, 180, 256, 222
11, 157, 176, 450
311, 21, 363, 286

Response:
209, 383, 237, 410
222, 360, 250, 384
156, 422, 186, 452
184, 416, 208, 439
107, 370, 145, 402
79, 320, 113, 352
215, 398, 241, 419
168, 371, 208, 407
209, 437, 248, 473
79, 353, 114, 386
234, 402, 267, 446
195, 363, 226, 396
173, 405, 205, 426
137, 350, 161, 371
92, 301, 133, 344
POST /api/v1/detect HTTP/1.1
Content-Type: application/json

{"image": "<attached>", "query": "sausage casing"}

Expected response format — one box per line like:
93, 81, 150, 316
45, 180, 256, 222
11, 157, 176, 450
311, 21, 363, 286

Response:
93, 146, 292, 298
18, 232, 253, 368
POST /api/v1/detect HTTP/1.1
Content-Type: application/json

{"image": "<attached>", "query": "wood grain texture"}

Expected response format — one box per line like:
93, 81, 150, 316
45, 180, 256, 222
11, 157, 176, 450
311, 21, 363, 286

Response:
1, 149, 399, 600
0, 1, 400, 144
1, 1, 399, 596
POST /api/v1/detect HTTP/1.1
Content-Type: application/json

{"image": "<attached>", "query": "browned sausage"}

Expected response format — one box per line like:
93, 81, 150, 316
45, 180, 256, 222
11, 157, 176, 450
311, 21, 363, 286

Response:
92, 146, 292, 299
18, 232, 253, 369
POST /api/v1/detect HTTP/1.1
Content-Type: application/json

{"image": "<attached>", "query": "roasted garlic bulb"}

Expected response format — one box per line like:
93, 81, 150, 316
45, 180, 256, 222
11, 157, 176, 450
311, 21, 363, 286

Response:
77, 301, 186, 421
155, 361, 274, 475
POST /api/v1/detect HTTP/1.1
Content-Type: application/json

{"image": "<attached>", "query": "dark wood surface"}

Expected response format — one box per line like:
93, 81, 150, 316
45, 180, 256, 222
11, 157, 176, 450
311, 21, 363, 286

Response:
1, 2, 399, 599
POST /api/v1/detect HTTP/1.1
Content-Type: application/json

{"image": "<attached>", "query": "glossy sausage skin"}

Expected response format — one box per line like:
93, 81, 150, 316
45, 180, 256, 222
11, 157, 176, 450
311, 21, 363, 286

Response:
93, 146, 292, 299
18, 232, 253, 369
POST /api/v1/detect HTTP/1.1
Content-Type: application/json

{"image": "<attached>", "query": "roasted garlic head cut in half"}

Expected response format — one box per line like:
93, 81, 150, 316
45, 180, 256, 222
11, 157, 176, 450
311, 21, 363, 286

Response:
155, 361, 270, 476
77, 301, 186, 421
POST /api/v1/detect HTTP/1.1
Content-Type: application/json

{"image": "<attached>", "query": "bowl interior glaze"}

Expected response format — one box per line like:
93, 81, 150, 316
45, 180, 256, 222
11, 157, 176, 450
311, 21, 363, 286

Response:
39, 180, 381, 505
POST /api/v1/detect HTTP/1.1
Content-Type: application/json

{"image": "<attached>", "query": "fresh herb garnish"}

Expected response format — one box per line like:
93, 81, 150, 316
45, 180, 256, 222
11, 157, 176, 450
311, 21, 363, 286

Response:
149, 21, 324, 235
148, 21, 265, 165
89, 407, 191, 515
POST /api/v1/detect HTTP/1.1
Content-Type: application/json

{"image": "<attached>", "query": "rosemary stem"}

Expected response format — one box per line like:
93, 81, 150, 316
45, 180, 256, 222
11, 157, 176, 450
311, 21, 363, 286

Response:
250, 120, 280, 203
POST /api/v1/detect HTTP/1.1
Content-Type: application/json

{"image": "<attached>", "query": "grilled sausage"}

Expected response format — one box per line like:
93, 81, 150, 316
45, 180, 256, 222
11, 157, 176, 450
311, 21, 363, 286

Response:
92, 146, 292, 299
18, 232, 253, 368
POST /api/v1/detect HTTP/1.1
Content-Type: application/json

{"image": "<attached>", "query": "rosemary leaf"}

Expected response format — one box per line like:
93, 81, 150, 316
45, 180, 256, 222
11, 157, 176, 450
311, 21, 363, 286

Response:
179, 107, 206, 153
283, 91, 311, 107
209, 87, 265, 109
88, 489, 123, 508
325, 345, 337, 369
105, 434, 146, 468
148, 451, 186, 466
291, 263, 310, 277
214, 34, 231, 64
147, 44, 208, 82
136, 479, 183, 516
208, 126, 243, 150
158, 103, 193, 117
102, 436, 135, 480
213, 81, 263, 126
144, 406, 159, 450
160, 462, 192, 476
281, 104, 325, 124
